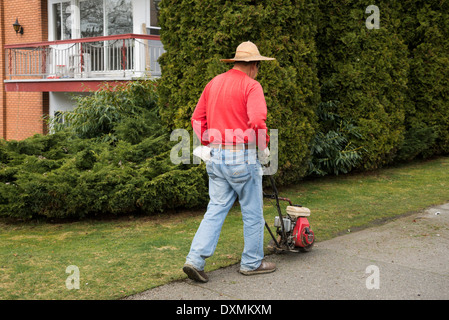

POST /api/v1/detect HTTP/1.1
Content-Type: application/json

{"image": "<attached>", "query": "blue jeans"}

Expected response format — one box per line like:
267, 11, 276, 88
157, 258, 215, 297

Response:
185, 147, 265, 272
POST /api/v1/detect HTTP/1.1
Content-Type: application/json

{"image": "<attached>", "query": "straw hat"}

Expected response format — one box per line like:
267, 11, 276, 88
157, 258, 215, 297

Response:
220, 41, 275, 63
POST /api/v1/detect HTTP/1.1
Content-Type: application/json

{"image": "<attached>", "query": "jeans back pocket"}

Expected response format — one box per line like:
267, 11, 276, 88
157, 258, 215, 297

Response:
225, 162, 250, 184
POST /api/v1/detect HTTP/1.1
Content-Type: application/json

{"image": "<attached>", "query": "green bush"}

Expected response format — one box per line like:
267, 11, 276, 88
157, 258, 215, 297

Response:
158, 0, 321, 185
51, 81, 161, 144
0, 134, 208, 220
308, 101, 365, 176
394, 124, 438, 162
378, 0, 449, 161
2, 1, 448, 220
0, 81, 208, 220
316, 0, 412, 170
404, 1, 449, 156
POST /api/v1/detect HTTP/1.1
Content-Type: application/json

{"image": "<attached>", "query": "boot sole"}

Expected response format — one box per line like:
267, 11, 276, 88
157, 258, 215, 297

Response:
239, 267, 276, 276
183, 265, 209, 283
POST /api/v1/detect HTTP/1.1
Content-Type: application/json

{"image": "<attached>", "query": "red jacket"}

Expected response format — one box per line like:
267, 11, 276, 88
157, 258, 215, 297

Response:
191, 69, 269, 149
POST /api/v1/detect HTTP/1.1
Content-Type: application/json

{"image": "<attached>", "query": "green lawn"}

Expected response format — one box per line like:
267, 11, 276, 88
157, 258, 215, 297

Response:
1, 156, 448, 299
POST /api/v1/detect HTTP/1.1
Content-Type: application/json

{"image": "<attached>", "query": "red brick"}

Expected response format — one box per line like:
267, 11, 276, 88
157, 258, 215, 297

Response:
0, 0, 48, 140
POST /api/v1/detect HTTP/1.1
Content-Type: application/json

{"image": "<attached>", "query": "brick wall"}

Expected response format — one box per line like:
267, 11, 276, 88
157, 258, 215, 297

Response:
0, 0, 6, 139
1, 0, 48, 140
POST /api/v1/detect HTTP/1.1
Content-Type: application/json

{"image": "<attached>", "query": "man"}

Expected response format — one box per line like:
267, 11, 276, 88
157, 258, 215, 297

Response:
183, 41, 276, 283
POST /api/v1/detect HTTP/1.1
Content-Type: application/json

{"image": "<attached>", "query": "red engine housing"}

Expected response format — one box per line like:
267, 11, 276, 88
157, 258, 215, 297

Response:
293, 217, 314, 248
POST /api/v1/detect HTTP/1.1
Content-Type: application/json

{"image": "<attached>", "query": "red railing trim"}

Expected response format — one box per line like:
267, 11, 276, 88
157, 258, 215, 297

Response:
4, 33, 161, 49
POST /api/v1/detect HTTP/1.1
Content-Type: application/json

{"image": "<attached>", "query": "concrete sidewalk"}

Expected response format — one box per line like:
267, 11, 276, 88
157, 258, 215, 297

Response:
125, 203, 449, 300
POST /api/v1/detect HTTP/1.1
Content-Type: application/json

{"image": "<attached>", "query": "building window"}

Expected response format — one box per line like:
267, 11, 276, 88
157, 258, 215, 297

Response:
80, 0, 104, 38
53, 1, 72, 40
81, 0, 133, 38
149, 0, 161, 35
52, 0, 133, 40
105, 0, 133, 36
54, 111, 65, 124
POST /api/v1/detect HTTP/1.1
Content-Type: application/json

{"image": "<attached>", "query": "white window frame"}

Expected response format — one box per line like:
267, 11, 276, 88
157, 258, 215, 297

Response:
48, 0, 134, 41
148, 0, 161, 35
48, 0, 81, 40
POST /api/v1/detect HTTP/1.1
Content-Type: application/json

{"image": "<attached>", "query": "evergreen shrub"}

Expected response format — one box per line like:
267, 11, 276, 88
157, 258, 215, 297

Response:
2, 1, 449, 220
379, 0, 449, 161
308, 101, 365, 176
158, 0, 321, 185
0, 81, 208, 220
316, 0, 412, 170
402, 1, 449, 156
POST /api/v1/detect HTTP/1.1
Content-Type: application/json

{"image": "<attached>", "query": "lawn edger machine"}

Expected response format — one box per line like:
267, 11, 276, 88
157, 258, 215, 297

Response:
263, 175, 315, 253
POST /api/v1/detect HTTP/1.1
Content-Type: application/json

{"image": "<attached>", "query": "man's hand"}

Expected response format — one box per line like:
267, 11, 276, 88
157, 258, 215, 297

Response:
193, 146, 211, 162
259, 147, 270, 163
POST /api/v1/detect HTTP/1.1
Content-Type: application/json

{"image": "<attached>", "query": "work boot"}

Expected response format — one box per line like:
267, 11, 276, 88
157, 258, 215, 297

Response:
183, 264, 209, 283
239, 261, 276, 276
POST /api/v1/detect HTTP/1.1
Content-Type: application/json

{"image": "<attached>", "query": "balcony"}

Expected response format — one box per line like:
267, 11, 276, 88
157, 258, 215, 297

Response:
4, 34, 164, 92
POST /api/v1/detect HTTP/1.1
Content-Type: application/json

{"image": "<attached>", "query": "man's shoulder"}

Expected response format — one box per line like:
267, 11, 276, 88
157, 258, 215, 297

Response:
224, 69, 262, 85
209, 69, 262, 91
207, 70, 230, 85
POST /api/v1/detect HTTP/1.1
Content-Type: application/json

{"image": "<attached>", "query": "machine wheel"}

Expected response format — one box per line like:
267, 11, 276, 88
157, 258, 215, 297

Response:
298, 229, 315, 252
298, 240, 314, 252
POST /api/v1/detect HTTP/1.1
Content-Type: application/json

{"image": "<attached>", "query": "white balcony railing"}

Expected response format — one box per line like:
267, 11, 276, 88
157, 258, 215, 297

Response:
5, 34, 164, 81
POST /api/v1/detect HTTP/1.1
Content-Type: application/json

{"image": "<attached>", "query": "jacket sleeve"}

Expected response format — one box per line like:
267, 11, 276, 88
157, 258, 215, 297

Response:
246, 82, 270, 150
191, 87, 209, 146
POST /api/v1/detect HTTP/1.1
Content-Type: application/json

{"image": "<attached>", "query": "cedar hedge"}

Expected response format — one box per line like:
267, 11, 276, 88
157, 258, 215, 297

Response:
0, 81, 208, 219
401, 0, 449, 157
0, 0, 448, 220
316, 0, 411, 170
158, 0, 321, 185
